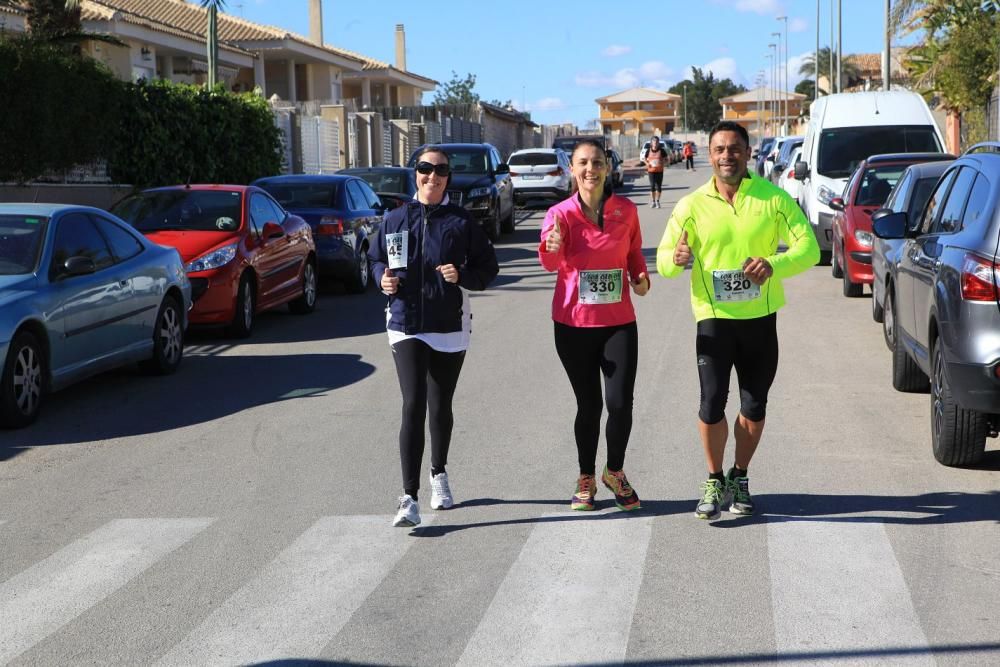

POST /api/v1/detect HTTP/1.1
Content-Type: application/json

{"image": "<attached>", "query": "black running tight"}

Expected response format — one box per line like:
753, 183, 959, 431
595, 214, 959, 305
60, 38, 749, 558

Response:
391, 338, 466, 497
554, 321, 638, 475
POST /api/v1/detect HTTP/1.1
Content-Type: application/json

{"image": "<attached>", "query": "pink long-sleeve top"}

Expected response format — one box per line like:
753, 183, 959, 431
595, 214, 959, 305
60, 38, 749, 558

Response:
538, 194, 648, 328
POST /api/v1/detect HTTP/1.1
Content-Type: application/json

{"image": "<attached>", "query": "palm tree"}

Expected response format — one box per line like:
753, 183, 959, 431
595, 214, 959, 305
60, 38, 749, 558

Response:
2, 0, 123, 50
798, 46, 863, 92
199, 0, 226, 88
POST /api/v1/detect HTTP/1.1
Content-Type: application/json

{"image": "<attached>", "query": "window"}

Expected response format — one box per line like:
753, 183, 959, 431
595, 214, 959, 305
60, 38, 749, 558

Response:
509, 153, 559, 166
884, 170, 911, 213
855, 165, 906, 206
932, 167, 976, 234
92, 215, 143, 262
919, 169, 957, 235
817, 125, 941, 179
260, 195, 286, 224
356, 180, 382, 209
960, 173, 992, 231
0, 214, 48, 275
49, 213, 114, 279
259, 183, 337, 209
249, 193, 279, 235
111, 190, 242, 233
346, 181, 366, 210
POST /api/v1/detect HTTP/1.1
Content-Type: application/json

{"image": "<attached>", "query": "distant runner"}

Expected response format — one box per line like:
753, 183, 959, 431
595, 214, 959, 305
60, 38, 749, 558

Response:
644, 136, 669, 208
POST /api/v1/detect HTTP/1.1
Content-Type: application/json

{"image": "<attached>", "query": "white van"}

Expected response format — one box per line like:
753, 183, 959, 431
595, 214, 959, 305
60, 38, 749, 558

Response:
794, 91, 945, 264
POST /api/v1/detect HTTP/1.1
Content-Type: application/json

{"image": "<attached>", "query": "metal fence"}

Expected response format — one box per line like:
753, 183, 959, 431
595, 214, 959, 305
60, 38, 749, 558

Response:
989, 91, 999, 142
300, 116, 340, 174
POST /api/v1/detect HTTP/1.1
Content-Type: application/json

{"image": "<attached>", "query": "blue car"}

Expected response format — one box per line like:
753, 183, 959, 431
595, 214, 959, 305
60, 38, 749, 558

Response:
0, 204, 191, 428
252, 175, 385, 293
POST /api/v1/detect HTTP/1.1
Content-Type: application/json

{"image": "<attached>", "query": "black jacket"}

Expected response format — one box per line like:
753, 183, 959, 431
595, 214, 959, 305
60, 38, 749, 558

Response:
369, 200, 498, 334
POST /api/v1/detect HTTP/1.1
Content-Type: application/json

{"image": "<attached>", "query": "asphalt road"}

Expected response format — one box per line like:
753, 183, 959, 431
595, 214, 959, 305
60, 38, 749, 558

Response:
2, 157, 999, 666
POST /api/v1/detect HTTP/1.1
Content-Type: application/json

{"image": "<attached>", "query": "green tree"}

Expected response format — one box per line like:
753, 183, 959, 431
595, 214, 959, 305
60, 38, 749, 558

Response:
669, 68, 745, 132
199, 0, 226, 88
433, 71, 480, 105
795, 79, 818, 101
2, 0, 123, 50
797, 46, 862, 90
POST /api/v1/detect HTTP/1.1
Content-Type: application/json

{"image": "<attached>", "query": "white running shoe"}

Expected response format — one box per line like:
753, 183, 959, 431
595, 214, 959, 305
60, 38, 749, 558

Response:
649, 201, 656, 207
393, 495, 421, 527
429, 471, 454, 510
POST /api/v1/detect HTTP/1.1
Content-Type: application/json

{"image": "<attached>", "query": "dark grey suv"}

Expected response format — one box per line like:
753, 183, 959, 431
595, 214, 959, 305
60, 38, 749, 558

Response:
872, 143, 1000, 466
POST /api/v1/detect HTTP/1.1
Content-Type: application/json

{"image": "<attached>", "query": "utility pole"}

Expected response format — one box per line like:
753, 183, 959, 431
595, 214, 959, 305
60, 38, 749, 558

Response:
830, 0, 835, 94
683, 83, 688, 133
837, 0, 843, 93
778, 17, 788, 132
772, 32, 783, 133
815, 0, 820, 97
882, 0, 891, 91
767, 48, 776, 135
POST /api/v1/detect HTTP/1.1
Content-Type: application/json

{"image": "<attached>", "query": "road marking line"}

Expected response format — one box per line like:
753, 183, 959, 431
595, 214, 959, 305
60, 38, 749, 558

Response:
457, 514, 652, 667
157, 515, 429, 665
0, 518, 212, 665
768, 520, 933, 664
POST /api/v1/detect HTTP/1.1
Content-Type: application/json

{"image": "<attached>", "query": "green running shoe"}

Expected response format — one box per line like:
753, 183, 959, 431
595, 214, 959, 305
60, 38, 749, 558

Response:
695, 479, 725, 520
727, 470, 754, 515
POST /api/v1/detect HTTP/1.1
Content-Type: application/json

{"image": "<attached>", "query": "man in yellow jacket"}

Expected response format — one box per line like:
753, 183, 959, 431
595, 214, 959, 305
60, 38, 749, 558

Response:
656, 120, 819, 520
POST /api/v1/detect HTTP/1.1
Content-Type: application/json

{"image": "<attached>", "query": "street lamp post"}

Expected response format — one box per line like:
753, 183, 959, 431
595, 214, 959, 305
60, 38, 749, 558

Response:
683, 84, 688, 134
769, 44, 777, 135
815, 0, 820, 98
772, 32, 782, 133
778, 16, 788, 130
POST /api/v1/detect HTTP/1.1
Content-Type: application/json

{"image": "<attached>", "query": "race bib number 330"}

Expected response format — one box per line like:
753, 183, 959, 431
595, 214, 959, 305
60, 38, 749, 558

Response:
386, 232, 408, 270
578, 269, 623, 304
712, 269, 760, 302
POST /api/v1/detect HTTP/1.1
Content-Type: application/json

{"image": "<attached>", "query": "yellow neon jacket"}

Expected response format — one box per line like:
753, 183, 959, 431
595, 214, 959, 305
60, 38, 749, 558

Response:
656, 173, 820, 321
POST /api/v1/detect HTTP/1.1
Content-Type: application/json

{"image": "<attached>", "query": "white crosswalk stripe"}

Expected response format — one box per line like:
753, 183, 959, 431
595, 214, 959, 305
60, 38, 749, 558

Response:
457, 513, 653, 667
157, 515, 431, 666
0, 518, 212, 665
768, 520, 933, 665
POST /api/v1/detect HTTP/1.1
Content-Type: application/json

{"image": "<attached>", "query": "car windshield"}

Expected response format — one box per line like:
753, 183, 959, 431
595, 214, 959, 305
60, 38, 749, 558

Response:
348, 173, 411, 195
509, 153, 558, 167
444, 150, 489, 175
113, 190, 243, 232
0, 214, 47, 275
817, 126, 941, 178
260, 183, 339, 208
855, 165, 907, 206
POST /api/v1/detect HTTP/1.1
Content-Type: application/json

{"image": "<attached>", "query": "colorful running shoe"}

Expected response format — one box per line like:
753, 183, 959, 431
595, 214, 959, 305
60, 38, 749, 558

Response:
571, 474, 597, 511
695, 479, 725, 520
601, 466, 641, 511
727, 469, 754, 515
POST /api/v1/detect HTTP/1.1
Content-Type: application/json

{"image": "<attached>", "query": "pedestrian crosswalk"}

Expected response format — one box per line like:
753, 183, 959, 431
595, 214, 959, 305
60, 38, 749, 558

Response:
0, 511, 994, 665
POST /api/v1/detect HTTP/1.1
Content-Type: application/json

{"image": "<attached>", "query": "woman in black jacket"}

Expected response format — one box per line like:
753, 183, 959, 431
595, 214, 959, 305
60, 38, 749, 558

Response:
368, 145, 499, 527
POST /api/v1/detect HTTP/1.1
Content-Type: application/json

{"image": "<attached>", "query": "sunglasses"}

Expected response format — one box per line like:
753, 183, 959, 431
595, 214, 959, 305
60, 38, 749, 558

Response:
415, 161, 451, 176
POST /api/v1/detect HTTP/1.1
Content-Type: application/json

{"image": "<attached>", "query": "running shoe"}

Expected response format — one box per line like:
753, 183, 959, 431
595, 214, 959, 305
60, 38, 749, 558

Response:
649, 201, 656, 207
429, 471, 453, 510
727, 469, 754, 515
571, 474, 597, 511
393, 495, 421, 527
695, 479, 726, 520
601, 465, 641, 511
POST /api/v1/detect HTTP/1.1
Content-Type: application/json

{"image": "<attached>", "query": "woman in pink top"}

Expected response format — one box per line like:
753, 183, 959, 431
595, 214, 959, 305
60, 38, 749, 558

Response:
538, 139, 650, 512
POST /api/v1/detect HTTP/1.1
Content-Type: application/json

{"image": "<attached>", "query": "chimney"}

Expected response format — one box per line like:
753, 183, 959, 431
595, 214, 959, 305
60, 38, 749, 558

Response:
309, 0, 323, 46
395, 24, 406, 71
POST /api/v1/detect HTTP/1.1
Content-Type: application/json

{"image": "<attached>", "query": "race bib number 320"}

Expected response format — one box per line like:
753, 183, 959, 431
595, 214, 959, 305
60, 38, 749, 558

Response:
386, 232, 407, 269
712, 269, 760, 302
578, 269, 623, 305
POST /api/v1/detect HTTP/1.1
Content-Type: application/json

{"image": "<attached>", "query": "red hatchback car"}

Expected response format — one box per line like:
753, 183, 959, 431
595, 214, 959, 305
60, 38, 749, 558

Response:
112, 185, 317, 337
830, 153, 954, 297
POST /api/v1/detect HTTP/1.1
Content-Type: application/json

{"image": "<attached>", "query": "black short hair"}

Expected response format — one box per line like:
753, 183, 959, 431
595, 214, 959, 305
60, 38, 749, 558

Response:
571, 138, 607, 160
708, 121, 750, 148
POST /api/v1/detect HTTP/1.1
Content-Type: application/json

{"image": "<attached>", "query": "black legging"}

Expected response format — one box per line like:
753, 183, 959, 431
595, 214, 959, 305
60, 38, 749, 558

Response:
647, 171, 663, 194
695, 314, 778, 424
391, 338, 466, 498
554, 321, 638, 475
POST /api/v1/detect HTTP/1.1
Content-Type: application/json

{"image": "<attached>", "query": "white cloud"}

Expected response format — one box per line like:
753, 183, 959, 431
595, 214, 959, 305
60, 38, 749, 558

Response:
734, 0, 783, 14
574, 61, 673, 91
602, 45, 632, 57
685, 57, 745, 85
787, 51, 813, 86
789, 16, 808, 32
639, 60, 674, 80
533, 97, 566, 111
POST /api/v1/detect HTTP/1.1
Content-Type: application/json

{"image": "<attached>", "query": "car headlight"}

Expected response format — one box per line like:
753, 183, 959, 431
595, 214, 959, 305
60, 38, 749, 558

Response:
185, 243, 238, 273
817, 185, 839, 206
854, 230, 874, 247
468, 187, 490, 199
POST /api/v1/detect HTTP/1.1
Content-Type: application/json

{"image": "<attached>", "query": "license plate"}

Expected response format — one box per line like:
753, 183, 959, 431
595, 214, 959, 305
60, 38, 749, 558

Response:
522, 174, 543, 180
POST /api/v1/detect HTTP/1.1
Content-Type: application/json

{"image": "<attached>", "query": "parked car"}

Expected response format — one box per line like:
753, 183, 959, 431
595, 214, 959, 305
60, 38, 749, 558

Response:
552, 134, 607, 155
755, 137, 776, 176
871, 143, 1000, 466
769, 136, 804, 185
608, 149, 625, 188
778, 146, 804, 204
830, 153, 954, 298
253, 175, 382, 293
407, 143, 515, 241
339, 166, 416, 212
508, 148, 572, 204
795, 90, 945, 265
112, 185, 316, 339
871, 159, 955, 325
0, 204, 190, 428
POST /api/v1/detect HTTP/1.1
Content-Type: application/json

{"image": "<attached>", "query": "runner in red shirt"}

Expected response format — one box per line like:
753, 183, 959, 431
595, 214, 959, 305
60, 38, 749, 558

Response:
644, 136, 669, 208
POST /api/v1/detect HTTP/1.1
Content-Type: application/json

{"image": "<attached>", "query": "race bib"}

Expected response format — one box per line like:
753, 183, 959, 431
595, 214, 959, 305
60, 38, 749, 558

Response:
578, 269, 623, 305
386, 232, 407, 270
712, 269, 760, 302
649, 159, 661, 169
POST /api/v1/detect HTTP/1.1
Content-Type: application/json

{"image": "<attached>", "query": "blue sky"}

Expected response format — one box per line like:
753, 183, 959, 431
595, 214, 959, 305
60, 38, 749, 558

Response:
223, 0, 907, 127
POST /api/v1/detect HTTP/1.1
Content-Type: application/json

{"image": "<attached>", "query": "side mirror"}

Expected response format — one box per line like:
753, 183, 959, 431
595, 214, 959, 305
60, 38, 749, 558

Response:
871, 210, 909, 240
64, 256, 96, 277
793, 160, 808, 181
496, 163, 510, 174
766, 155, 775, 162
829, 197, 845, 212
262, 222, 284, 239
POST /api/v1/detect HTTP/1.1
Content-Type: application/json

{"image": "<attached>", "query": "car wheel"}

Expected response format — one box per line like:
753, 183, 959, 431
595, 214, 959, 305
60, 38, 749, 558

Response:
872, 286, 885, 323
227, 273, 255, 339
842, 263, 863, 298
831, 244, 844, 278
0, 331, 44, 428
930, 338, 987, 466
888, 289, 929, 392
139, 295, 184, 375
346, 248, 369, 295
291, 259, 319, 311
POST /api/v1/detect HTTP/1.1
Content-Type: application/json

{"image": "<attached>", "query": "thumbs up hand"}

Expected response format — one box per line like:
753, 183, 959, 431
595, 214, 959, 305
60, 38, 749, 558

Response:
631, 272, 650, 296
673, 230, 692, 267
381, 268, 399, 295
545, 215, 564, 254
